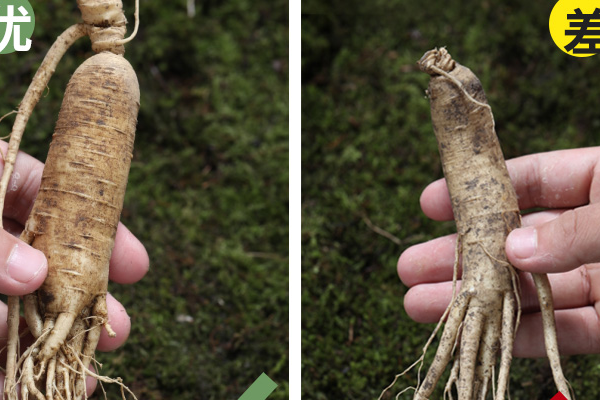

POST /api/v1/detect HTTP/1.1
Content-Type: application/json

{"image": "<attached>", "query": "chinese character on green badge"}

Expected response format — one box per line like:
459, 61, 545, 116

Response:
0, 0, 35, 54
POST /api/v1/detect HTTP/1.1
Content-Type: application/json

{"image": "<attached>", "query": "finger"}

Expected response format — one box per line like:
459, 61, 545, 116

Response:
518, 266, 597, 313
403, 266, 598, 323
506, 203, 600, 273
0, 141, 44, 225
419, 147, 600, 221
397, 233, 458, 287
96, 292, 131, 352
507, 147, 600, 210
420, 178, 453, 221
398, 210, 565, 287
0, 229, 47, 296
403, 280, 462, 323
514, 307, 600, 357
109, 223, 149, 284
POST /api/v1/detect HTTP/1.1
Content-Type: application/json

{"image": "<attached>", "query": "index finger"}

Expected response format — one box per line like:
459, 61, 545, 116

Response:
420, 147, 600, 221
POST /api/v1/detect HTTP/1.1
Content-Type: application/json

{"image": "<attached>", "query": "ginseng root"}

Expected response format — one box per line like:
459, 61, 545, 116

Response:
1, 1, 140, 399
382, 48, 570, 400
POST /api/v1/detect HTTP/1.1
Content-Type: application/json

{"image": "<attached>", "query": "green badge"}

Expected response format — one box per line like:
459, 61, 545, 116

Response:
0, 0, 35, 54
238, 373, 277, 400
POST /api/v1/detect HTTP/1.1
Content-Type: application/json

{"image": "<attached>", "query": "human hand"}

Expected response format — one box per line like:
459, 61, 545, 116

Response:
398, 147, 600, 357
0, 142, 149, 393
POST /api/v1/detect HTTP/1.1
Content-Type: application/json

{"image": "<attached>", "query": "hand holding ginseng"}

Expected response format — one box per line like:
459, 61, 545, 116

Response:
0, 142, 149, 395
399, 147, 600, 357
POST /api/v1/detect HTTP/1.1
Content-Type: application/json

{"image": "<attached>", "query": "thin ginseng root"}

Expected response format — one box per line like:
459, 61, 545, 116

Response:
7, 318, 138, 400
382, 48, 572, 400
412, 244, 522, 400
378, 236, 464, 400
381, 240, 521, 399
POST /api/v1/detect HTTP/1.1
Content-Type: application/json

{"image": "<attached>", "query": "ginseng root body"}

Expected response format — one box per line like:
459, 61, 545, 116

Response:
399, 48, 570, 400
1, 1, 141, 399
11, 51, 139, 400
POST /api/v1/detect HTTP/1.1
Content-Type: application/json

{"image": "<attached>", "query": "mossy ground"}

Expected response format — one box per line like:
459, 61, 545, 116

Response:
0, 0, 288, 398
302, 1, 600, 398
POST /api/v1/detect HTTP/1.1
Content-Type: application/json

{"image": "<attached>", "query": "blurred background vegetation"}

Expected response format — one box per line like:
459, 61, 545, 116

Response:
0, 0, 288, 399
302, 0, 600, 399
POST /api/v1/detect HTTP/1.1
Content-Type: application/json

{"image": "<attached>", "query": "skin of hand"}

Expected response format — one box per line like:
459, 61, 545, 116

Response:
398, 147, 600, 358
0, 141, 149, 394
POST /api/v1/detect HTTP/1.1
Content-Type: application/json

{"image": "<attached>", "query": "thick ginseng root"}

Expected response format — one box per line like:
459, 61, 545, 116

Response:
384, 48, 570, 400
1, 1, 141, 398
4, 50, 139, 400
411, 48, 522, 399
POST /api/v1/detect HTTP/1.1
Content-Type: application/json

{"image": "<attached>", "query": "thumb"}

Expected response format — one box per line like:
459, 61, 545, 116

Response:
0, 229, 47, 295
506, 204, 600, 274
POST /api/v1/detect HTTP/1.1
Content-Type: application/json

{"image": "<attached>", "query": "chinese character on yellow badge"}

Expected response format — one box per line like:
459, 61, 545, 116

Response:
549, 0, 600, 57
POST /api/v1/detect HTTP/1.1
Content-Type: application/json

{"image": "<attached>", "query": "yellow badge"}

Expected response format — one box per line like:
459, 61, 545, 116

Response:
549, 0, 600, 57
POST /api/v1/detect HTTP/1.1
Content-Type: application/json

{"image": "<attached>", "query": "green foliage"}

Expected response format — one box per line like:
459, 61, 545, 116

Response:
302, 0, 600, 399
0, 0, 288, 398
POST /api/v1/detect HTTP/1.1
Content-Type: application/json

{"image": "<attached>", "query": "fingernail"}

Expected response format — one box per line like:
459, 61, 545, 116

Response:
7, 244, 47, 283
508, 226, 538, 259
